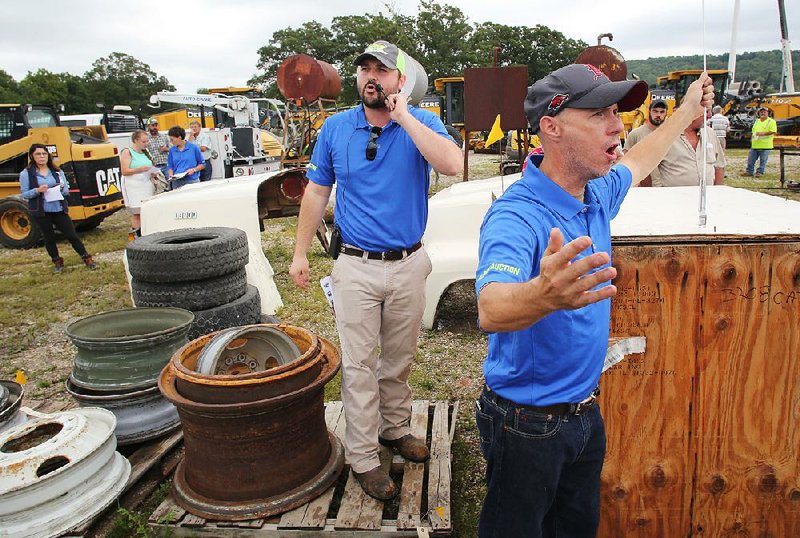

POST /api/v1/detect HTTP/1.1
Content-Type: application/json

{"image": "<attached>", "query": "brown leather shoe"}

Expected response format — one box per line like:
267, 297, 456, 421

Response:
353, 466, 397, 501
379, 434, 430, 462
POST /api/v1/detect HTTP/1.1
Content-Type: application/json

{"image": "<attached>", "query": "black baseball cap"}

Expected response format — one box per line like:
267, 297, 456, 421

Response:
353, 41, 406, 75
650, 99, 668, 110
524, 64, 648, 133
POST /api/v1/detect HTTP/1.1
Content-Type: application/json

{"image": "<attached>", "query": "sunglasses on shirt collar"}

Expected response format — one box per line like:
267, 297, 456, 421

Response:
366, 126, 382, 161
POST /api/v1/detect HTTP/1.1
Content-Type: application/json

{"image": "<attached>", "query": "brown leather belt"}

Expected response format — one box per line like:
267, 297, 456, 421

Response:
340, 241, 422, 261
483, 385, 600, 415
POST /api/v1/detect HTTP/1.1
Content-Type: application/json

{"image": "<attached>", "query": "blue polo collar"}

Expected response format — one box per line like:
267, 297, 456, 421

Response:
353, 103, 401, 132
522, 154, 598, 220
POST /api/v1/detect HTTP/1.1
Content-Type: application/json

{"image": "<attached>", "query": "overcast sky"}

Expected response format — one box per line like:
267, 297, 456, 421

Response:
2, 0, 794, 93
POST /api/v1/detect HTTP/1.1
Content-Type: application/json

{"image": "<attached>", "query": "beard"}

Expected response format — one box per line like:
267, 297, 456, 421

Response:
359, 78, 396, 109
360, 84, 386, 109
362, 90, 387, 109
649, 113, 665, 126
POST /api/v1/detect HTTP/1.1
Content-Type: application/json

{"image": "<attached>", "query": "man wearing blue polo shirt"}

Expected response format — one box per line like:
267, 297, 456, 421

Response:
290, 41, 462, 501
475, 65, 715, 537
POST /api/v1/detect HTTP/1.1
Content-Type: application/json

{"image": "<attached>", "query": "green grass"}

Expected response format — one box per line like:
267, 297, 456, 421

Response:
723, 148, 800, 201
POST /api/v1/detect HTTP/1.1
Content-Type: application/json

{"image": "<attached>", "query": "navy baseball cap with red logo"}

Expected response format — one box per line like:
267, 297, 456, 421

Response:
524, 64, 648, 133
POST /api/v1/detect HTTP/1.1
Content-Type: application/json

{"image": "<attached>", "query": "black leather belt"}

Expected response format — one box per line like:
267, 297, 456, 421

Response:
340, 241, 422, 261
483, 385, 599, 415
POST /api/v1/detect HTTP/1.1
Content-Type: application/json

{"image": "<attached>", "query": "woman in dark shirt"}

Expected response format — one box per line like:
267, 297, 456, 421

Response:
19, 144, 97, 273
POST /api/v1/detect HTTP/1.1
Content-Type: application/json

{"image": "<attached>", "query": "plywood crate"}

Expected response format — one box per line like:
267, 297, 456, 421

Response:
599, 186, 800, 536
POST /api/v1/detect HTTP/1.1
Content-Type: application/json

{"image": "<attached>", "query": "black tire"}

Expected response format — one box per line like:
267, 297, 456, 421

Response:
127, 227, 249, 283
445, 125, 464, 148
0, 197, 42, 249
131, 268, 248, 311
188, 285, 262, 340
74, 215, 104, 232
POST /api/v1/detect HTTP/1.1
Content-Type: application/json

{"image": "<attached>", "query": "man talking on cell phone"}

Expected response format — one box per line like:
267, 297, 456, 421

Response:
290, 40, 462, 501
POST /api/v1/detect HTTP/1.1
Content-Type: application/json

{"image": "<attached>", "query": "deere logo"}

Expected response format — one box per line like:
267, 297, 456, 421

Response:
366, 42, 387, 53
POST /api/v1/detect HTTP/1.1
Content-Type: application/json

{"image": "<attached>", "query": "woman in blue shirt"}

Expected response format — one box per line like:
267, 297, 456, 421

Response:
19, 144, 97, 273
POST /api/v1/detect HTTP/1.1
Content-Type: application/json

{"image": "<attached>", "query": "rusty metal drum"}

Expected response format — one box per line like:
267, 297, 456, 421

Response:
575, 45, 628, 81
159, 327, 344, 520
277, 54, 342, 103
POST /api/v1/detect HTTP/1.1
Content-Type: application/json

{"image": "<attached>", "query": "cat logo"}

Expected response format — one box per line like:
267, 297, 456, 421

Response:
95, 167, 121, 196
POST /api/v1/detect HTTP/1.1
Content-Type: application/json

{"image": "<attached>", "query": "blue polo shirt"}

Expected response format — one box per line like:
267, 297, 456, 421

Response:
475, 154, 632, 406
168, 142, 204, 181
307, 104, 451, 251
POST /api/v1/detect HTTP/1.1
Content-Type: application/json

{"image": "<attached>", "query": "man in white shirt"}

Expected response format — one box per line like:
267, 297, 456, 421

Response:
709, 105, 730, 150
187, 120, 213, 181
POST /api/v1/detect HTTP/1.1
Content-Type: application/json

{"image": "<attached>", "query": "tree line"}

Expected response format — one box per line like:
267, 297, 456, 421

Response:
627, 49, 800, 93
0, 52, 174, 116
248, 1, 587, 103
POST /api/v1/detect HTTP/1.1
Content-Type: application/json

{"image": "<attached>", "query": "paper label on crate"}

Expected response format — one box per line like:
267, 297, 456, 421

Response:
603, 336, 646, 372
320, 275, 334, 308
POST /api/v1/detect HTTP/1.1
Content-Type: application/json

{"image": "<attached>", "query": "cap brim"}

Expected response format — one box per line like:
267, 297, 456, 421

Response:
353, 52, 397, 71
570, 79, 648, 112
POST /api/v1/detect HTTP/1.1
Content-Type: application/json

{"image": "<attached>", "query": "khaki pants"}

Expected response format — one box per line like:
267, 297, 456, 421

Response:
331, 247, 431, 473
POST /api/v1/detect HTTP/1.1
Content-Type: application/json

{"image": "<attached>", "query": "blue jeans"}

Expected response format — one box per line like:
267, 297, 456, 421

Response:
476, 387, 606, 538
199, 160, 212, 182
746, 148, 771, 175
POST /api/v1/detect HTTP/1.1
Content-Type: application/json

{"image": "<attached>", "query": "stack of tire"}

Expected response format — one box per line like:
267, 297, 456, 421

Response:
127, 227, 262, 340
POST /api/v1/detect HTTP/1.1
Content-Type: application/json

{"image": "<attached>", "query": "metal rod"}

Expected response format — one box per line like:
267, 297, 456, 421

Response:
699, 0, 708, 227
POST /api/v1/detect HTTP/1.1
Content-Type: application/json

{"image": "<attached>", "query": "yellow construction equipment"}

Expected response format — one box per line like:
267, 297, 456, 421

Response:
0, 104, 123, 248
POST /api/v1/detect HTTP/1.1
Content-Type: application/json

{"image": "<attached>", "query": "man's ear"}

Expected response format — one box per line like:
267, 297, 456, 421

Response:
398, 73, 406, 91
538, 116, 560, 138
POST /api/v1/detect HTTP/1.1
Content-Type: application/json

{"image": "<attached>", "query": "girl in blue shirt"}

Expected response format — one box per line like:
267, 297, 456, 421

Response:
19, 144, 97, 273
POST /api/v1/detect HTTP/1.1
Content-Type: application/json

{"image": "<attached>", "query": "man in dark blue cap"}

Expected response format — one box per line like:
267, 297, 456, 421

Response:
474, 64, 714, 537
290, 40, 462, 501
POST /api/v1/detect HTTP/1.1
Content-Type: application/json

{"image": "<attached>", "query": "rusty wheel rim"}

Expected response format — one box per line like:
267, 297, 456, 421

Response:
171, 324, 321, 386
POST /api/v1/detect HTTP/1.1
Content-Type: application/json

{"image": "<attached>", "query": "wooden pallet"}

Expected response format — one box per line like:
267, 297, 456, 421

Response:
19, 398, 184, 538
148, 400, 459, 536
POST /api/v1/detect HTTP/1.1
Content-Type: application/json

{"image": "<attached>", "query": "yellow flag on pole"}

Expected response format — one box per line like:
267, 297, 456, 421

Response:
485, 114, 503, 147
